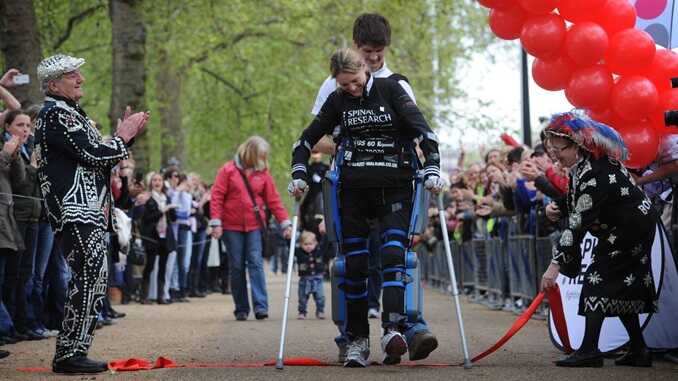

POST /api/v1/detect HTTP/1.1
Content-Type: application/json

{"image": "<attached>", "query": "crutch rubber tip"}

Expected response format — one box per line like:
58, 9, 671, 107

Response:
463, 360, 473, 369
275, 359, 284, 370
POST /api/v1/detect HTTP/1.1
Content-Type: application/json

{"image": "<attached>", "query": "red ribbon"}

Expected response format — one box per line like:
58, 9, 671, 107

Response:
466, 285, 572, 365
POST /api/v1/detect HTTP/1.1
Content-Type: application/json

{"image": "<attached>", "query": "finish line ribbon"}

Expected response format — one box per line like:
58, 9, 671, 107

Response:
465, 285, 572, 365
17, 285, 573, 372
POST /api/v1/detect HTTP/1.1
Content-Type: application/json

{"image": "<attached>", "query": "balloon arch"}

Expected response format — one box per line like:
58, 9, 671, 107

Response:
480, 0, 678, 169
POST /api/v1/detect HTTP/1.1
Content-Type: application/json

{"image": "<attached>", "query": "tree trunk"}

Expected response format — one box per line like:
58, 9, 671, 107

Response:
109, 0, 148, 171
0, 0, 43, 106
156, 48, 184, 168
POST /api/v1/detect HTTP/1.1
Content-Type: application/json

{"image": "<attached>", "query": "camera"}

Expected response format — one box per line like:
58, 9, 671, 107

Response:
665, 78, 678, 127
13, 74, 29, 85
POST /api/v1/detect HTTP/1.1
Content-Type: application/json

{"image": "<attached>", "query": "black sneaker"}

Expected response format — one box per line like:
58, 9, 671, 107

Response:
408, 331, 439, 361
255, 312, 268, 320
109, 309, 126, 319
235, 312, 248, 321
52, 355, 108, 374
615, 349, 652, 367
0, 349, 9, 359
555, 350, 604, 367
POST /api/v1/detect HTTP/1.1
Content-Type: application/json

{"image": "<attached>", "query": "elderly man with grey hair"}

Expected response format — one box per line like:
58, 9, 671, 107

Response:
34, 54, 149, 374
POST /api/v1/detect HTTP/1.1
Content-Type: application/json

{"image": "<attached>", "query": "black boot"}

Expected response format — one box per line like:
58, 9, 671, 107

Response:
52, 355, 108, 374
615, 348, 652, 367
555, 350, 604, 367
140, 280, 151, 304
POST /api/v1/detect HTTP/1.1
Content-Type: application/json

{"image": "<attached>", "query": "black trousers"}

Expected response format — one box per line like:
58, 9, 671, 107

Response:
142, 242, 169, 300
340, 186, 412, 339
54, 223, 108, 362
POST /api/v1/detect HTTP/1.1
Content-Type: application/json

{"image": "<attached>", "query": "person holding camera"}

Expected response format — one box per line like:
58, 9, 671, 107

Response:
0, 69, 23, 128
0, 115, 25, 360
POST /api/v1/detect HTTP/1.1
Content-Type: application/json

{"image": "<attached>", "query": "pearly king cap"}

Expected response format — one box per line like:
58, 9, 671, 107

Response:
37, 54, 85, 83
543, 109, 628, 162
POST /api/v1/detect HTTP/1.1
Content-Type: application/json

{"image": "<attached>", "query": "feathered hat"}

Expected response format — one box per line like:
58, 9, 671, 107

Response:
543, 110, 628, 162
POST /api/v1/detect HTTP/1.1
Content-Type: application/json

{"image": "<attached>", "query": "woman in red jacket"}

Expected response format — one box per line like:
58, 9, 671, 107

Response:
210, 136, 291, 321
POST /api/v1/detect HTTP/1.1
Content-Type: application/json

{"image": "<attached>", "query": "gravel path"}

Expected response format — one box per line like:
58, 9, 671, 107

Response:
1, 269, 675, 380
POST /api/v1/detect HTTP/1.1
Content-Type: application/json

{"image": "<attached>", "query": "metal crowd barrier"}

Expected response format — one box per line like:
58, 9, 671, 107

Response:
417, 232, 555, 313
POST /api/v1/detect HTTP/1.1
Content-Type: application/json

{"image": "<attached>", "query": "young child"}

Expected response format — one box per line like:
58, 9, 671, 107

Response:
296, 231, 325, 319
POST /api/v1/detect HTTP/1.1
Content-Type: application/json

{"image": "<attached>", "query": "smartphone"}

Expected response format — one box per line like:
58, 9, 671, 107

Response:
13, 74, 30, 85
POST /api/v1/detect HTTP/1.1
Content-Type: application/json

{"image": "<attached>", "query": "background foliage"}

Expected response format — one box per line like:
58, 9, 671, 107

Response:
6, 0, 493, 196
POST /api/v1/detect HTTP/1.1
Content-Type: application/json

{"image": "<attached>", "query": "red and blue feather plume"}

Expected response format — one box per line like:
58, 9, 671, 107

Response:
544, 110, 628, 162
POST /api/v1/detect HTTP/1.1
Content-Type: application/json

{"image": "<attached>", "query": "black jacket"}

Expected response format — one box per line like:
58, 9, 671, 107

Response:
295, 247, 325, 277
140, 196, 177, 254
292, 75, 440, 188
35, 95, 130, 233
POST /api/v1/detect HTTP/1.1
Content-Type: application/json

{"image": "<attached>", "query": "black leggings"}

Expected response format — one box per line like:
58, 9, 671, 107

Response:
142, 242, 169, 284
339, 186, 412, 339
580, 312, 646, 353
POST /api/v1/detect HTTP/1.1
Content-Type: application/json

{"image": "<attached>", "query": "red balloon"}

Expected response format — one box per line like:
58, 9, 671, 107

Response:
532, 55, 575, 91
616, 121, 659, 168
587, 108, 624, 129
565, 65, 614, 110
648, 112, 675, 137
558, 0, 606, 23
478, 0, 516, 10
647, 49, 678, 92
610, 76, 659, 122
489, 6, 527, 40
659, 88, 678, 110
606, 29, 656, 75
592, 0, 637, 36
518, 0, 558, 14
564, 22, 608, 67
520, 14, 566, 59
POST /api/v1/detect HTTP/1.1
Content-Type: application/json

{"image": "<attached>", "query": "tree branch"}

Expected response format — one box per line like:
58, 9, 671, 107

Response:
52, 4, 106, 50
199, 67, 262, 101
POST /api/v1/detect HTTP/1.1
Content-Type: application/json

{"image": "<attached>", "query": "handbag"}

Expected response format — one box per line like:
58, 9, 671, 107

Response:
207, 237, 221, 268
236, 167, 270, 257
127, 239, 146, 266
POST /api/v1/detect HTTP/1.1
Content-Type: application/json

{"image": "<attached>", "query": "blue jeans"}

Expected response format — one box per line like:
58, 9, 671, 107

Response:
174, 225, 192, 291
44, 243, 70, 330
0, 251, 15, 335
269, 240, 288, 274
222, 230, 268, 315
298, 275, 325, 314
189, 229, 207, 292
12, 221, 38, 331
27, 222, 54, 330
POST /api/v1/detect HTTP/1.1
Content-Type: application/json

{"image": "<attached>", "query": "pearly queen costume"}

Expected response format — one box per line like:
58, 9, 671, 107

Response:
34, 55, 130, 362
545, 111, 657, 317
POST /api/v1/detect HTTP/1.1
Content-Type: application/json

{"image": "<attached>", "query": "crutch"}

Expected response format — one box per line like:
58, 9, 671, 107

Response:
436, 192, 472, 369
276, 199, 301, 370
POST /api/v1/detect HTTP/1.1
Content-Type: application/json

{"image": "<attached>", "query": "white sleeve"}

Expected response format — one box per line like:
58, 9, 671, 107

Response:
398, 80, 416, 104
311, 76, 337, 116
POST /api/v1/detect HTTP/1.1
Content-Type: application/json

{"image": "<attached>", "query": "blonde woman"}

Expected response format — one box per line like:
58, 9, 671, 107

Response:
289, 48, 443, 367
210, 136, 291, 321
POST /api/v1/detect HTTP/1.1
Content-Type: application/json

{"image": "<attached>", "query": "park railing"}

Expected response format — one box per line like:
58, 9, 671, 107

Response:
417, 229, 555, 317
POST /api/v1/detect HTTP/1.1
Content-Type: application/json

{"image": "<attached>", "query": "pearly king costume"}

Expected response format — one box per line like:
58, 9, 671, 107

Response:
545, 112, 657, 317
34, 55, 130, 362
